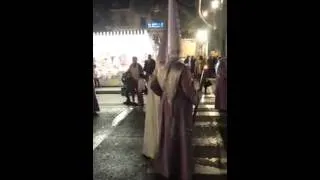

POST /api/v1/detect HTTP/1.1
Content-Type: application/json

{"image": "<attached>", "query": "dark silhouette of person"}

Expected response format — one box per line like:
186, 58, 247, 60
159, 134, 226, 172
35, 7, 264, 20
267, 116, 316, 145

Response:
184, 55, 190, 64
93, 64, 100, 88
93, 80, 100, 116
207, 55, 218, 78
121, 71, 135, 105
128, 56, 144, 106
143, 54, 156, 81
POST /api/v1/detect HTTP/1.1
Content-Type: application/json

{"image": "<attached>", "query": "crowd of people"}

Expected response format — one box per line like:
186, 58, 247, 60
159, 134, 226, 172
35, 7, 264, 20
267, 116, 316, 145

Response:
121, 54, 156, 107
184, 55, 220, 95
93, 53, 227, 180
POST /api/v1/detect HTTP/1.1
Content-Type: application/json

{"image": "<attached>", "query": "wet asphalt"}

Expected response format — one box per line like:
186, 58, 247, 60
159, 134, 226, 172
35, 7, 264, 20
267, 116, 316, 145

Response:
93, 108, 148, 180
93, 89, 227, 180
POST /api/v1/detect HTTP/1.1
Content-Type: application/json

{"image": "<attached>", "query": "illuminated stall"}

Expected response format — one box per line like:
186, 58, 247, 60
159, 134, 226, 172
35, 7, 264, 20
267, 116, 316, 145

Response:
93, 29, 156, 86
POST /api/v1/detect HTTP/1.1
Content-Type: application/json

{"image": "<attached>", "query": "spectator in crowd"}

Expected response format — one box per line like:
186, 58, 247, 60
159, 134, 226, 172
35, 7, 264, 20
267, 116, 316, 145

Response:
207, 55, 218, 78
128, 56, 144, 106
142, 32, 167, 160
189, 56, 197, 76
93, 80, 100, 116
183, 55, 191, 65
93, 64, 100, 88
143, 54, 156, 82
121, 71, 135, 105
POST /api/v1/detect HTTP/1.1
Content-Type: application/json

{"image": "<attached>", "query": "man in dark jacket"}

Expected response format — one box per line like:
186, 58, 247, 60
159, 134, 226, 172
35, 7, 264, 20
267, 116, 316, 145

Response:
93, 81, 100, 116
190, 56, 196, 75
143, 54, 156, 81
207, 55, 218, 78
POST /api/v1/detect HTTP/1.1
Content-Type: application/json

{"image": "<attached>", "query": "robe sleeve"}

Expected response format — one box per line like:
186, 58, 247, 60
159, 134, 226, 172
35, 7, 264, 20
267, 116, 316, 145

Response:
150, 76, 163, 97
222, 61, 227, 79
218, 60, 227, 79
180, 68, 200, 105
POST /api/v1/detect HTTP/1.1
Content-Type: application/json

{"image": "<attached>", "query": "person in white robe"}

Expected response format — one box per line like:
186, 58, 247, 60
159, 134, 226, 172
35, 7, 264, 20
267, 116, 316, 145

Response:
142, 61, 165, 159
142, 30, 167, 159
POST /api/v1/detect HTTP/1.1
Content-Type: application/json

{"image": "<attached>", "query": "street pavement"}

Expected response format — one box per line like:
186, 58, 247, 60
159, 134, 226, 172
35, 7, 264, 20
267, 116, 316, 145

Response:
93, 108, 147, 180
93, 87, 227, 180
93, 94, 135, 149
95, 87, 121, 94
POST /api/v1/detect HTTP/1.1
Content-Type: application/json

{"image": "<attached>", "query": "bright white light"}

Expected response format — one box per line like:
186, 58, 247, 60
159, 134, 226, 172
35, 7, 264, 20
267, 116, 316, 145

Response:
211, 0, 220, 10
93, 30, 155, 80
196, 29, 208, 42
203, 10, 208, 17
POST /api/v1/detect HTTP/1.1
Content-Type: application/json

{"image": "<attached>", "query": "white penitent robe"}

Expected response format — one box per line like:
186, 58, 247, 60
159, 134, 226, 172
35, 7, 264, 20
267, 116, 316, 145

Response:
142, 66, 163, 159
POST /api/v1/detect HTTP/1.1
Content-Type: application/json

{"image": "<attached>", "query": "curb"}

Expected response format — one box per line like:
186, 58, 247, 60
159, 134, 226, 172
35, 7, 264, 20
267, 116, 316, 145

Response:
96, 90, 121, 94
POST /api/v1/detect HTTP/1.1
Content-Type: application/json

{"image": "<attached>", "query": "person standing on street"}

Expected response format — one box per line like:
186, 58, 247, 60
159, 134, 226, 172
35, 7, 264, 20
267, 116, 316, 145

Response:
121, 71, 135, 105
183, 55, 190, 65
207, 55, 218, 78
93, 80, 100, 116
142, 31, 168, 160
143, 54, 156, 82
150, 58, 201, 180
93, 64, 100, 88
128, 56, 144, 106
197, 56, 206, 78
189, 56, 196, 76
143, 62, 162, 159
202, 65, 212, 94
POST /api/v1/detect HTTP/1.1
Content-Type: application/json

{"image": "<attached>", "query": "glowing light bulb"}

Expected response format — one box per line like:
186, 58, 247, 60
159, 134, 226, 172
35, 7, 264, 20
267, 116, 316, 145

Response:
203, 10, 208, 17
211, 0, 220, 10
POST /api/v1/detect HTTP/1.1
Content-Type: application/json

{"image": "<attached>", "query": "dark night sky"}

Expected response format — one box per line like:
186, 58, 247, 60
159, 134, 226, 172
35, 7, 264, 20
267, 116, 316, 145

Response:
93, 0, 130, 9
94, 0, 196, 10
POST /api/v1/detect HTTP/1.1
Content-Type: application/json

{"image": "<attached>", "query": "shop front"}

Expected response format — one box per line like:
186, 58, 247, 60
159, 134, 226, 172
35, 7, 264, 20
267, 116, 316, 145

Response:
93, 29, 157, 87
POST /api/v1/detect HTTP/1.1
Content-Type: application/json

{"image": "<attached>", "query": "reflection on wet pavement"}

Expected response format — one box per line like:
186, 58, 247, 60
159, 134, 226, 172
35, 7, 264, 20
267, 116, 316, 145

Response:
94, 109, 147, 180
93, 91, 227, 180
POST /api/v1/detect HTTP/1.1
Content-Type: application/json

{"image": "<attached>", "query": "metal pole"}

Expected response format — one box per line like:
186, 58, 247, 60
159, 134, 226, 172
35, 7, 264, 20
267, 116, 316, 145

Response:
168, 0, 174, 53
221, 0, 227, 56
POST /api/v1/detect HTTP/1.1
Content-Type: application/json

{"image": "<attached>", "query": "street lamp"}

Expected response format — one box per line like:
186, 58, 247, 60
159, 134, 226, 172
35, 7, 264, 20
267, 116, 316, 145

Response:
203, 10, 208, 17
198, 0, 218, 30
197, 0, 226, 56
211, 0, 220, 10
196, 29, 208, 43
